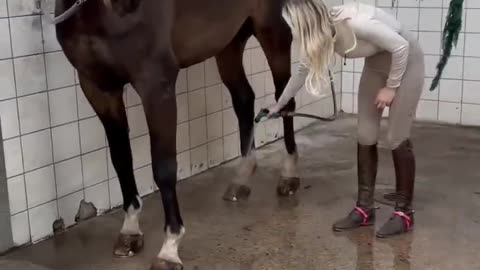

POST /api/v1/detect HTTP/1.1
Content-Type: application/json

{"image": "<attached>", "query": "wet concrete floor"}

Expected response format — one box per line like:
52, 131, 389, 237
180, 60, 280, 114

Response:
2, 116, 480, 270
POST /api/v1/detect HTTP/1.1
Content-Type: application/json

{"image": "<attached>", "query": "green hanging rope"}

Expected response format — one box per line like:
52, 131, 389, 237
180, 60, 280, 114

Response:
429, 0, 464, 91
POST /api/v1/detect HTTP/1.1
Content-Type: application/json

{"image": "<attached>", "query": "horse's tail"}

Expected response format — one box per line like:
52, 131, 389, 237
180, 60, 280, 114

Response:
430, 0, 464, 91
282, 0, 335, 96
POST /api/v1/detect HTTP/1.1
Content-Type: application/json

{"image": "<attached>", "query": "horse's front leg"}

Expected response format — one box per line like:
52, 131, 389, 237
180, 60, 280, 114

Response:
78, 76, 145, 257
135, 58, 185, 270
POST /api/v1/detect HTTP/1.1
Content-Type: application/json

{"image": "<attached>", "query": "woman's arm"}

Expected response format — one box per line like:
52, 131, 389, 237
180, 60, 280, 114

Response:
272, 62, 309, 112
351, 19, 409, 89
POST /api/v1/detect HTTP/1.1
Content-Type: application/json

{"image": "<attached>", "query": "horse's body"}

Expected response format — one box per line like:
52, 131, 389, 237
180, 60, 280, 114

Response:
55, 0, 299, 268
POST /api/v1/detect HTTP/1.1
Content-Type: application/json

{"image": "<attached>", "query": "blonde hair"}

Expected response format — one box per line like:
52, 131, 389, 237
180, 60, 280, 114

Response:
282, 0, 335, 96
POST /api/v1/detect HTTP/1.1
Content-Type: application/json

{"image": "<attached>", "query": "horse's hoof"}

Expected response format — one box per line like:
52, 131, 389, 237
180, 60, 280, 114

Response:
113, 234, 144, 258
222, 183, 251, 202
150, 258, 184, 270
277, 177, 300, 196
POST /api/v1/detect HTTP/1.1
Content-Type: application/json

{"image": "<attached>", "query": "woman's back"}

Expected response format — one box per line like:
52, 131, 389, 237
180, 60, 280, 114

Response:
330, 2, 403, 34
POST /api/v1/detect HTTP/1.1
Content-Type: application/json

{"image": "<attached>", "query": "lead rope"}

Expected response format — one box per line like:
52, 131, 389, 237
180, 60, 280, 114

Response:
255, 68, 338, 124
36, 0, 89, 25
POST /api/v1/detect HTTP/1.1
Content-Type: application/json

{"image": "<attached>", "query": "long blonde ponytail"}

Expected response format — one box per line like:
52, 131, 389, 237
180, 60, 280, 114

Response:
282, 0, 335, 96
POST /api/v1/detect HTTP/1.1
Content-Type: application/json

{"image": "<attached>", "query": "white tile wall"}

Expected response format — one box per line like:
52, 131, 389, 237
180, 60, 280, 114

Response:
108, 177, 122, 208
58, 191, 84, 227
133, 165, 154, 197
176, 93, 189, 124
10, 16, 43, 57
25, 165, 55, 208
3, 137, 23, 177
0, 98, 19, 139
190, 145, 208, 175
7, 175, 26, 215
176, 151, 191, 180
21, 129, 52, 171
49, 86, 78, 126
438, 101, 461, 124
7, 0, 39, 17
127, 105, 148, 138
28, 200, 58, 242
52, 122, 80, 162
18, 92, 50, 134
131, 135, 150, 169
14, 55, 47, 96
0, 0, 7, 18
45, 51, 75, 90
55, 157, 83, 197
188, 89, 206, 119
189, 117, 207, 148
79, 117, 105, 153
341, 0, 480, 127
10, 211, 30, 246
85, 181, 110, 214
466, 0, 480, 9
0, 19, 12, 59
461, 104, 480, 125
82, 149, 108, 187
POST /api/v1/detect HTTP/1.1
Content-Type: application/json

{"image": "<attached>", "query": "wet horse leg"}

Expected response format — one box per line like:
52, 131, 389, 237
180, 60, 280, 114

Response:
216, 22, 257, 202
78, 76, 144, 257
254, 19, 300, 196
134, 54, 185, 270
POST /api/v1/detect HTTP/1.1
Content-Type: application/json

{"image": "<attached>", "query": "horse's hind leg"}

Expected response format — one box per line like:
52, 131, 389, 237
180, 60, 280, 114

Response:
78, 76, 144, 257
216, 22, 257, 202
254, 17, 300, 196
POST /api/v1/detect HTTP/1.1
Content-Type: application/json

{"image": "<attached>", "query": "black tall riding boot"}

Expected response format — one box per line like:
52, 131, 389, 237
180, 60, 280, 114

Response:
377, 139, 415, 238
333, 143, 378, 231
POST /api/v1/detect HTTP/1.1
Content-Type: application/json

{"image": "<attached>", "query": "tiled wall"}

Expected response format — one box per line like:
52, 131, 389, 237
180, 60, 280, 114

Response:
340, 0, 480, 127
0, 0, 341, 247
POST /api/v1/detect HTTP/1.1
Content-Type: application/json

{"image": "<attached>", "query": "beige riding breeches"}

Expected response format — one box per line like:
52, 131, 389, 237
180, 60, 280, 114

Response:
357, 30, 425, 150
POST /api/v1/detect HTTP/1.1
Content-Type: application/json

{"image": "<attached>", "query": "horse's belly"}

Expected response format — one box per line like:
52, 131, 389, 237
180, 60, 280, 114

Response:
172, 0, 251, 67
173, 27, 243, 67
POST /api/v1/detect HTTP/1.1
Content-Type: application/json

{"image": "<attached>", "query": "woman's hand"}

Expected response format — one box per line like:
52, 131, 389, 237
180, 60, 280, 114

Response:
267, 103, 283, 117
375, 87, 396, 110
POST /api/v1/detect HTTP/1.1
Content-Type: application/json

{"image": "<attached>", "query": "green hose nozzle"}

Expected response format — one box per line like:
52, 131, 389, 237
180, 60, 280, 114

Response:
254, 109, 282, 123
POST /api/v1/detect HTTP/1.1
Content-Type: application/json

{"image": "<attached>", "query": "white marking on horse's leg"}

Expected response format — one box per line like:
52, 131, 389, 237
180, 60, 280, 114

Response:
281, 152, 299, 178
232, 150, 257, 185
120, 195, 143, 235
157, 226, 186, 264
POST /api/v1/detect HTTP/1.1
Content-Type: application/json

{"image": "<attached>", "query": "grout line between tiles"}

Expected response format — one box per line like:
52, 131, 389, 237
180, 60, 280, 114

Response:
5, 0, 32, 244
460, 4, 468, 124
39, 10, 62, 222
6, 0, 32, 243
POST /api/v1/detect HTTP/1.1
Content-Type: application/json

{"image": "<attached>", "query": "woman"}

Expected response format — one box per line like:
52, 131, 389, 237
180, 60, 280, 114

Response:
268, 0, 425, 237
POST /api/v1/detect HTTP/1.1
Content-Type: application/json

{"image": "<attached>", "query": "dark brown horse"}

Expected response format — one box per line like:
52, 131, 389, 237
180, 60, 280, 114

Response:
55, 0, 299, 269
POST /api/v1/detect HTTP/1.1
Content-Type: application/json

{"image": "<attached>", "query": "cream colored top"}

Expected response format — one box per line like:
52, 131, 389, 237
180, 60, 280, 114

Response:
276, 3, 409, 109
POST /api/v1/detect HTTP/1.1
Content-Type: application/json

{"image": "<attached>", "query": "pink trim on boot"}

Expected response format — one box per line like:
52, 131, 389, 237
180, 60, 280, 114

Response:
354, 207, 369, 225
393, 211, 412, 230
